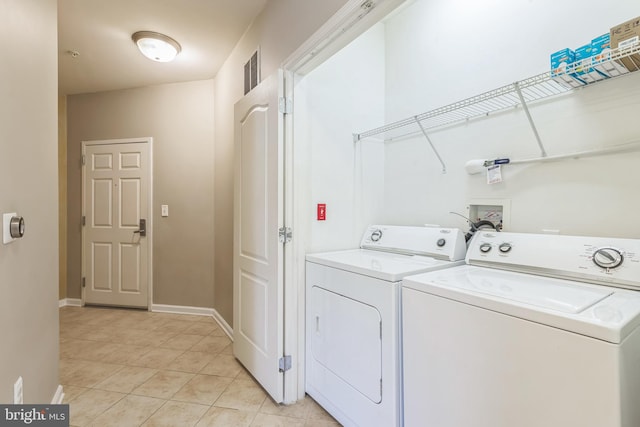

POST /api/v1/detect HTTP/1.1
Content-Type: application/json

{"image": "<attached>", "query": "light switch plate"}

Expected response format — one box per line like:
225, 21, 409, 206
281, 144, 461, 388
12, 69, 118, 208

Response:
161, 205, 169, 217
3, 213, 17, 244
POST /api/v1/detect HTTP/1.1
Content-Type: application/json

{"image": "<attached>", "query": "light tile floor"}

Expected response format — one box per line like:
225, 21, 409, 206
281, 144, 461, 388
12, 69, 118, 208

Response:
60, 306, 341, 427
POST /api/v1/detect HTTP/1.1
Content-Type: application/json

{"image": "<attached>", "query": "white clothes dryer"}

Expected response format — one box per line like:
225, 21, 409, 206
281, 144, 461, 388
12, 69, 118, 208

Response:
402, 231, 640, 427
305, 225, 467, 427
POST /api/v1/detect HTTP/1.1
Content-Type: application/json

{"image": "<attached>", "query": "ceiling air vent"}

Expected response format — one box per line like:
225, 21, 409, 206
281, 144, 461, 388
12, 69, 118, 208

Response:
244, 49, 260, 95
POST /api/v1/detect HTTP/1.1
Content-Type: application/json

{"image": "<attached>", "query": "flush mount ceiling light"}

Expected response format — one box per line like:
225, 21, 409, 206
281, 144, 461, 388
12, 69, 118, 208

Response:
132, 31, 181, 62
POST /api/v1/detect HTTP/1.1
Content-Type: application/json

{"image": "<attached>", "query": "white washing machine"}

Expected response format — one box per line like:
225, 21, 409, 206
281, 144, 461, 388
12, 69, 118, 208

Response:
402, 231, 640, 427
306, 225, 467, 427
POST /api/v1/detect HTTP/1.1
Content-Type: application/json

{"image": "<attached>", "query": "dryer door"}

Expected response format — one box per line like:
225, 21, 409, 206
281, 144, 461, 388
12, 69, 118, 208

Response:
310, 286, 382, 403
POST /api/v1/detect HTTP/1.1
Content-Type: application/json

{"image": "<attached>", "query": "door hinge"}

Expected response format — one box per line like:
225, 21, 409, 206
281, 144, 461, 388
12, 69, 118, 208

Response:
81, 154, 86, 166
82, 216, 86, 226
278, 97, 292, 114
279, 355, 292, 372
278, 227, 292, 243
82, 277, 86, 288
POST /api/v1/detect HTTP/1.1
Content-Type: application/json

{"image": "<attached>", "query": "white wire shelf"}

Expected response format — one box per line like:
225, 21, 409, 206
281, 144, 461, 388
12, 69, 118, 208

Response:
354, 43, 640, 143
355, 73, 568, 141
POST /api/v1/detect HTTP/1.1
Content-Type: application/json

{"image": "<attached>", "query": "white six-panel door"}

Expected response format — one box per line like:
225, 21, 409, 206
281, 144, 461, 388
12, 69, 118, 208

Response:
82, 139, 151, 308
233, 72, 285, 402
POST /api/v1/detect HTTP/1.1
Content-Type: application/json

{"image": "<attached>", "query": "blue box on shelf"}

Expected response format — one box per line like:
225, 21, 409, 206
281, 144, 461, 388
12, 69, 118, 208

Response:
591, 33, 629, 77
574, 43, 608, 83
550, 48, 586, 88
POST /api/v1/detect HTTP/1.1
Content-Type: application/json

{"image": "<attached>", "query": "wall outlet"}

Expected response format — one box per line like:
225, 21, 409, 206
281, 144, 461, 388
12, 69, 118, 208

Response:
14, 376, 23, 404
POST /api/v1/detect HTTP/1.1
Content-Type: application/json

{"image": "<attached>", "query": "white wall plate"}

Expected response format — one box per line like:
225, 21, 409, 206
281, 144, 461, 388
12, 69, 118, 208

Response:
3, 212, 17, 244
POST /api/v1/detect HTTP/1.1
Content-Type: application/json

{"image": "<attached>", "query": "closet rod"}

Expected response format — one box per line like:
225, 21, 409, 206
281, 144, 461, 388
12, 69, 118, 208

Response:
465, 139, 640, 175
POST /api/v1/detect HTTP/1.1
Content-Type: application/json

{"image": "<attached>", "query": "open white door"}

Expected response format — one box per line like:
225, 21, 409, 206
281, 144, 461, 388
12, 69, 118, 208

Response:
233, 72, 285, 402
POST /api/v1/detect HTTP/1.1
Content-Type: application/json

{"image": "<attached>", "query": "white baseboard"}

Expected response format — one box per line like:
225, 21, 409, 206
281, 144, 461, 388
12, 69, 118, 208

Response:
51, 385, 64, 404
151, 303, 214, 317
151, 304, 233, 340
59, 298, 82, 308
211, 309, 233, 341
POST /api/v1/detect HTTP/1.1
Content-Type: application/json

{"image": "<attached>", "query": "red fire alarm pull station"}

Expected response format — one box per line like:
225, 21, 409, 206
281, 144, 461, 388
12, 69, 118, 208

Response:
317, 203, 326, 221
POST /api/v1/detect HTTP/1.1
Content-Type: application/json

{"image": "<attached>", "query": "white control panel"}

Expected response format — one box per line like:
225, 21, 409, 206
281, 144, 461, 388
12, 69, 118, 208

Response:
360, 225, 467, 261
467, 232, 640, 290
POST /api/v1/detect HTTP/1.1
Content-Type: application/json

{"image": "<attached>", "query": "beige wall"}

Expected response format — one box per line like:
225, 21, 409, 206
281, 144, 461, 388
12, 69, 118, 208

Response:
0, 0, 60, 403
59, 96, 68, 300
213, 0, 350, 326
64, 0, 349, 322
66, 80, 215, 308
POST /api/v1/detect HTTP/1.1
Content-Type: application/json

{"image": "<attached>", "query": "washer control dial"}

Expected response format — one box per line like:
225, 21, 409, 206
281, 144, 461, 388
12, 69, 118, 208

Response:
437, 238, 446, 247
592, 247, 624, 269
479, 243, 492, 253
370, 228, 383, 242
499, 243, 512, 253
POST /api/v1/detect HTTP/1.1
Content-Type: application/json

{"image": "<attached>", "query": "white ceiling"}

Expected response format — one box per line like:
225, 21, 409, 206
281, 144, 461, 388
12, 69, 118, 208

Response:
58, 0, 268, 95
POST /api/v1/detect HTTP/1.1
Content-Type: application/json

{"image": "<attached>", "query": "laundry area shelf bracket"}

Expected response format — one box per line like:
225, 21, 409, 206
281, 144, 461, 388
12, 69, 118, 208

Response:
415, 116, 446, 174
514, 81, 547, 158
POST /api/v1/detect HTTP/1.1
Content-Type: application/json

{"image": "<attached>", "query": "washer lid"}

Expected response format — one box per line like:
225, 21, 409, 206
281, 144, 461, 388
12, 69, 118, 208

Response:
306, 249, 463, 282
462, 267, 612, 314
403, 265, 640, 343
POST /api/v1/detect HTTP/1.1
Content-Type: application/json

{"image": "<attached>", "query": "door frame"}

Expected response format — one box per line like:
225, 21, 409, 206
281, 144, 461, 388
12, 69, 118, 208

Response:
81, 137, 154, 309
281, 0, 408, 401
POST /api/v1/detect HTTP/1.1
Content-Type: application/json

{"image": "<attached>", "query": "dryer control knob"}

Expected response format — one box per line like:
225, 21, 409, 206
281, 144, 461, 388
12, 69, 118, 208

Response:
499, 243, 512, 253
593, 247, 623, 269
437, 238, 446, 247
370, 229, 383, 242
479, 243, 492, 253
